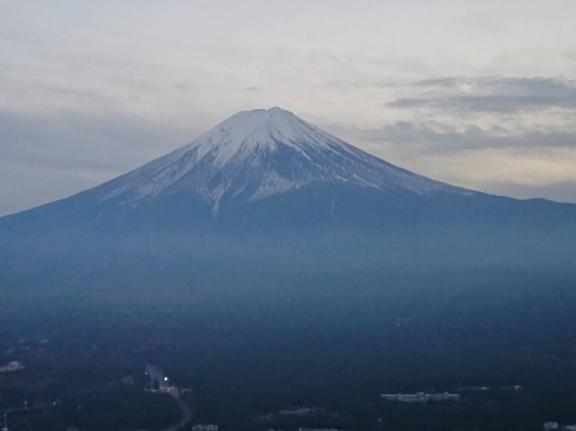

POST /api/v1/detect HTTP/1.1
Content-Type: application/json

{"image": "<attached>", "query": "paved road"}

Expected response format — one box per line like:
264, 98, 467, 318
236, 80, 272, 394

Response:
146, 363, 192, 431
163, 392, 192, 431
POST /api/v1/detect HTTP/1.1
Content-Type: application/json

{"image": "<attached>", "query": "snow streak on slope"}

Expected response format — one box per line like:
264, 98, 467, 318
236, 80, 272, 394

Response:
101, 107, 473, 211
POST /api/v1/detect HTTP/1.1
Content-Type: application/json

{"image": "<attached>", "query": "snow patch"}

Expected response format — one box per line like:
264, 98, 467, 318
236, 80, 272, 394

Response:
101, 107, 472, 207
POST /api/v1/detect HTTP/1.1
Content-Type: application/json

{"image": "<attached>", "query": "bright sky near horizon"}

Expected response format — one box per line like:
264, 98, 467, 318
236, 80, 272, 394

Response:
2, 0, 576, 215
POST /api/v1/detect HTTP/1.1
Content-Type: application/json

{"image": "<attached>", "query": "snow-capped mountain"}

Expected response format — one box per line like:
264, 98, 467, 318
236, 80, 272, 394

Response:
95, 107, 472, 214
2, 106, 575, 234
1, 106, 576, 292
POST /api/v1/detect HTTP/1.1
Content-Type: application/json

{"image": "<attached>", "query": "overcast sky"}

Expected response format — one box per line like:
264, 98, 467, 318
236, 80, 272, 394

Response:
2, 0, 576, 216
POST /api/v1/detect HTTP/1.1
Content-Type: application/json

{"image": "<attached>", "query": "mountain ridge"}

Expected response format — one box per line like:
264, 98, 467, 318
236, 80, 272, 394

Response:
1, 107, 575, 231
1, 107, 576, 294
82, 107, 471, 215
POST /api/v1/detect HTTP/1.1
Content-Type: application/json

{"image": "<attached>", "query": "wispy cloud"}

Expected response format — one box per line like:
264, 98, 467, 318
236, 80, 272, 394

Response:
0, 109, 197, 215
340, 120, 576, 155
389, 77, 576, 112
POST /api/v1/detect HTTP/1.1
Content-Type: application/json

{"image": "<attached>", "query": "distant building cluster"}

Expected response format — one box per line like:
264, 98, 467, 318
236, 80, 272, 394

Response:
0, 361, 24, 373
297, 428, 342, 431
544, 422, 576, 431
192, 425, 218, 431
278, 407, 324, 416
457, 385, 522, 392
144, 363, 178, 395
380, 392, 461, 403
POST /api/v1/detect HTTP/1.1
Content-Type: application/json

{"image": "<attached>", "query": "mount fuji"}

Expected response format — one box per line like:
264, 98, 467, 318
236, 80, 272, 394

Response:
97, 106, 469, 212
1, 107, 575, 293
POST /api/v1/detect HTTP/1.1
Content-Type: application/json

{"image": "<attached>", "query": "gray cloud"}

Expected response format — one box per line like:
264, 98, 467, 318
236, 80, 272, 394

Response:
389, 77, 576, 112
339, 120, 576, 154
0, 109, 197, 215
332, 120, 576, 204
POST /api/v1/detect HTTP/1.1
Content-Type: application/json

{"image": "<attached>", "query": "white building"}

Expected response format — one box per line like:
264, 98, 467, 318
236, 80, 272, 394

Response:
297, 428, 341, 431
0, 361, 24, 373
192, 424, 218, 431
380, 392, 460, 403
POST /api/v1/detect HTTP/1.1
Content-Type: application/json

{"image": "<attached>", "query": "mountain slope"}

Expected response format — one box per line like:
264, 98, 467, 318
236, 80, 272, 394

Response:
77, 107, 473, 215
1, 106, 575, 230
0, 107, 575, 293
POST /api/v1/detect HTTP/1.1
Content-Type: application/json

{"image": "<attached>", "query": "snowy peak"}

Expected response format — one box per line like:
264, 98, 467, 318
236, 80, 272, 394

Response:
181, 107, 337, 167
100, 107, 471, 209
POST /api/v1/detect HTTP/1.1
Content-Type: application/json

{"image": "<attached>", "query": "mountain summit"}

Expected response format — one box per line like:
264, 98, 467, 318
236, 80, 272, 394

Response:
97, 107, 468, 214
1, 107, 575, 292
2, 106, 575, 233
